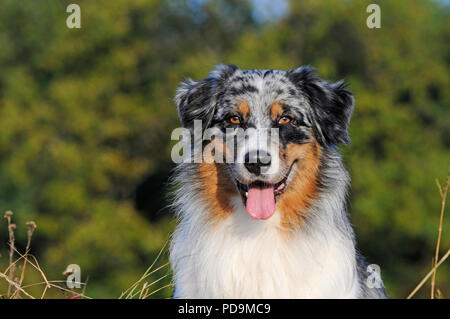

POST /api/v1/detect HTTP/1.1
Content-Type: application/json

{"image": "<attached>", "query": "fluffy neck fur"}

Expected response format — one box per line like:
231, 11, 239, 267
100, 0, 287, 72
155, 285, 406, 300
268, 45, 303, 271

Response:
169, 150, 363, 298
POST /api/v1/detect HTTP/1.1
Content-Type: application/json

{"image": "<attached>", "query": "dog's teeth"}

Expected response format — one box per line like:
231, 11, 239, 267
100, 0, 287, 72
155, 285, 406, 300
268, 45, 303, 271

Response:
245, 192, 248, 196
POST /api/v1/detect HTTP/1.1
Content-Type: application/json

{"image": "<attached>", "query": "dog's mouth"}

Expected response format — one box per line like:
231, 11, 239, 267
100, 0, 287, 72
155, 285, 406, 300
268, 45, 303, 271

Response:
235, 164, 294, 220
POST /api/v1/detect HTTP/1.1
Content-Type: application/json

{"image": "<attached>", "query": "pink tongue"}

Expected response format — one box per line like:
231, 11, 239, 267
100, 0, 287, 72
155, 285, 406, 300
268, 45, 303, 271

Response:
246, 186, 276, 220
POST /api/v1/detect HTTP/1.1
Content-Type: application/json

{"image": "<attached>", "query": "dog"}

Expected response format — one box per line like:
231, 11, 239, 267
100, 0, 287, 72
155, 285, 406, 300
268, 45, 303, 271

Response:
169, 65, 387, 298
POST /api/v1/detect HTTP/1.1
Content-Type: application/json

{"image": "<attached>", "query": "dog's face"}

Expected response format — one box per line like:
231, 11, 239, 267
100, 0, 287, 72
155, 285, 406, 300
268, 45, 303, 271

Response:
175, 65, 353, 222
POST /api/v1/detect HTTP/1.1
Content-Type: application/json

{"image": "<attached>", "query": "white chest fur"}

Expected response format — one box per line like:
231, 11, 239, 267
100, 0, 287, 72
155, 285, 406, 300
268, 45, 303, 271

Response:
170, 196, 361, 298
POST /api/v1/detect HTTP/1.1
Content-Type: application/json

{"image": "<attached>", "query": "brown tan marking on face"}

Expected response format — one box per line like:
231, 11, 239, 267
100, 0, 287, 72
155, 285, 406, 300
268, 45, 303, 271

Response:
270, 101, 284, 120
278, 140, 321, 230
236, 100, 250, 119
198, 162, 237, 220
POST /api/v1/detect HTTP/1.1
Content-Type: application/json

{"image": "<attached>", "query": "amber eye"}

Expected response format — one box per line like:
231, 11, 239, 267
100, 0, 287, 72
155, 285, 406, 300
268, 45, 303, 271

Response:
278, 116, 291, 125
228, 115, 241, 125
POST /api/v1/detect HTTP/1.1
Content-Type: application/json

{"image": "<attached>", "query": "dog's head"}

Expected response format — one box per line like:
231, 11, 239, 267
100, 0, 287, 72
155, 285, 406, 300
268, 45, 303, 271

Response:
175, 65, 354, 222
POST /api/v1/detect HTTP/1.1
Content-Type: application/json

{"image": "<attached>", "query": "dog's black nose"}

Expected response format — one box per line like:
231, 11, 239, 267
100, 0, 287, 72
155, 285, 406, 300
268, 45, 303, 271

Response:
244, 151, 272, 175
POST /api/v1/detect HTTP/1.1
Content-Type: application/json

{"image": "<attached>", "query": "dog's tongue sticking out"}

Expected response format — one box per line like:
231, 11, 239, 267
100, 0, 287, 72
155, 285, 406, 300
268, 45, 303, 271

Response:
246, 185, 276, 220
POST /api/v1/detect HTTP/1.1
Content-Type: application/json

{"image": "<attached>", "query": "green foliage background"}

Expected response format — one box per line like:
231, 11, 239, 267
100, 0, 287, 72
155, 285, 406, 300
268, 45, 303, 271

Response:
0, 0, 448, 298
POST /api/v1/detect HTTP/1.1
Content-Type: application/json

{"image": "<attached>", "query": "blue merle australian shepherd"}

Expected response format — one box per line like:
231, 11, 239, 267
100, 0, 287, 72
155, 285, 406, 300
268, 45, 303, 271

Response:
169, 65, 387, 298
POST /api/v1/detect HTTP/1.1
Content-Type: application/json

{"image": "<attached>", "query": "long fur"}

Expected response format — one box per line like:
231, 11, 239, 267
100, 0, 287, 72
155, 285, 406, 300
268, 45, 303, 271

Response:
169, 65, 387, 299
170, 150, 386, 298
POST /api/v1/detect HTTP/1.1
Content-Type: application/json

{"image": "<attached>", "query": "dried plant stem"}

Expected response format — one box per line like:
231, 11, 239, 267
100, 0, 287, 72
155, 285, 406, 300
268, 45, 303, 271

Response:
122, 262, 170, 299
144, 283, 175, 298
12, 221, 37, 299
45, 283, 92, 299
431, 171, 449, 299
408, 248, 450, 299
4, 210, 16, 297
119, 239, 169, 299
142, 273, 171, 298
20, 280, 85, 290
0, 272, 34, 299
11, 246, 51, 292
139, 282, 148, 299
1, 212, 90, 299
2, 253, 26, 275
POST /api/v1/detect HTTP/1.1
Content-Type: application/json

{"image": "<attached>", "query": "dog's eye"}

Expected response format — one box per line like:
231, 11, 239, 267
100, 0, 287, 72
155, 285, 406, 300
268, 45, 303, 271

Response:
278, 116, 291, 125
228, 115, 241, 125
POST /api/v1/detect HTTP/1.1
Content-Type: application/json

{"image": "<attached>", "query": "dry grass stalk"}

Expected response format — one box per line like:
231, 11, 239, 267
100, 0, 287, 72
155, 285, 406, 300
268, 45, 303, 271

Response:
1, 214, 85, 299
119, 262, 170, 299
119, 239, 170, 299
144, 283, 175, 298
11, 221, 37, 299
431, 170, 449, 298
11, 245, 86, 298
0, 272, 35, 299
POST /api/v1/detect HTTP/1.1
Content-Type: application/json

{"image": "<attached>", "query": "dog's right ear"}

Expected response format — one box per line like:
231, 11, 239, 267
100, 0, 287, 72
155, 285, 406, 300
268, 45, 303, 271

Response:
287, 66, 354, 147
175, 64, 238, 131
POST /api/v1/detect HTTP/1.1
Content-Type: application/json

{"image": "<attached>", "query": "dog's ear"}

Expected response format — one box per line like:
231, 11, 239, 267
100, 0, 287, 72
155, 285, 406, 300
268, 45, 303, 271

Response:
175, 64, 238, 131
287, 66, 354, 146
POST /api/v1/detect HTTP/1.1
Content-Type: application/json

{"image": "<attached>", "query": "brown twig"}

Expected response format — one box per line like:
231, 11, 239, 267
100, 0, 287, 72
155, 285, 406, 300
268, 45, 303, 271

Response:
4, 210, 16, 298
0, 272, 34, 299
408, 248, 450, 299
46, 283, 91, 299
1, 213, 90, 299
2, 251, 26, 275
119, 239, 169, 299
431, 171, 449, 298
119, 262, 170, 299
10, 246, 51, 292
12, 221, 37, 299
143, 283, 175, 298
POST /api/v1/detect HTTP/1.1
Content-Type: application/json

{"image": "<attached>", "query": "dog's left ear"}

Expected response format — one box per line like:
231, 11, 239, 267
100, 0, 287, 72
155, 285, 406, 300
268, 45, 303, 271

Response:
287, 66, 354, 146
175, 64, 238, 132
